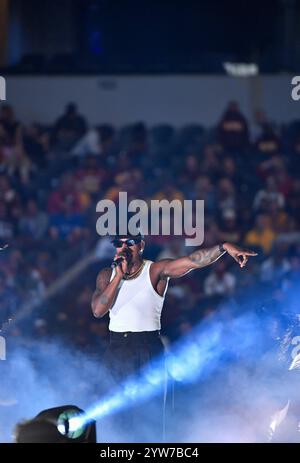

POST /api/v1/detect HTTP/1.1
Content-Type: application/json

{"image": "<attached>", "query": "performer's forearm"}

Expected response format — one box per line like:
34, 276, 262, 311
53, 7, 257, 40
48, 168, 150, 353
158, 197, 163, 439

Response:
92, 274, 122, 318
159, 243, 227, 279
189, 244, 226, 268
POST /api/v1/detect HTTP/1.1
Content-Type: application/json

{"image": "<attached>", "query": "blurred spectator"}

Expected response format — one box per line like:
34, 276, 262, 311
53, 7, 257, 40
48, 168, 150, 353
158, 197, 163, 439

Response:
3, 127, 34, 184
0, 201, 14, 241
47, 173, 81, 214
75, 155, 110, 198
255, 124, 281, 157
202, 218, 221, 247
250, 109, 277, 141
152, 180, 185, 203
288, 135, 300, 177
128, 122, 148, 159
267, 201, 289, 233
273, 165, 292, 198
260, 244, 291, 283
35, 251, 55, 286
217, 177, 236, 214
157, 237, 186, 260
275, 217, 300, 247
54, 103, 87, 149
0, 122, 11, 164
257, 154, 285, 180
253, 176, 285, 211
18, 199, 48, 240
219, 209, 241, 243
245, 213, 276, 254
72, 124, 116, 159
104, 170, 141, 203
178, 154, 201, 190
2, 249, 23, 285
72, 127, 101, 157
0, 105, 20, 143
222, 156, 239, 184
0, 175, 17, 208
204, 260, 236, 296
194, 175, 216, 211
287, 179, 300, 225
0, 270, 19, 323
73, 179, 92, 212
282, 255, 300, 294
218, 101, 249, 152
114, 150, 135, 173
199, 145, 220, 179
97, 124, 116, 157
23, 124, 49, 168
18, 263, 45, 304
49, 197, 86, 244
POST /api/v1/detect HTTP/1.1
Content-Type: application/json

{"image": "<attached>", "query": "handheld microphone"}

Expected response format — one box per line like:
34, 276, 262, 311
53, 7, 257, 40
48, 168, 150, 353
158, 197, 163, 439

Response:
111, 256, 124, 269
111, 249, 131, 269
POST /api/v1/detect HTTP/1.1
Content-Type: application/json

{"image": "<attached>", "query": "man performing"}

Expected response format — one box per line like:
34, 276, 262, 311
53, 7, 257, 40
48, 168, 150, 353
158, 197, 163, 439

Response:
91, 231, 257, 441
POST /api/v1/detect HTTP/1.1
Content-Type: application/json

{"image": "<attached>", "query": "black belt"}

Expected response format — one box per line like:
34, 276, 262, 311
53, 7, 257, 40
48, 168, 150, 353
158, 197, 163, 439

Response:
109, 330, 161, 340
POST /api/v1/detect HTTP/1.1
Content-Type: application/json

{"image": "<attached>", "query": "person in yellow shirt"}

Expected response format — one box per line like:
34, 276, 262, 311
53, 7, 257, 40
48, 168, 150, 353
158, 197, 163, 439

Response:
151, 181, 185, 203
245, 213, 276, 254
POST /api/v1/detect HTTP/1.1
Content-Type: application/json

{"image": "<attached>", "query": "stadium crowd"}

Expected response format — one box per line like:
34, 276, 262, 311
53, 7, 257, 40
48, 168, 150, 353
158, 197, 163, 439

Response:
0, 100, 300, 356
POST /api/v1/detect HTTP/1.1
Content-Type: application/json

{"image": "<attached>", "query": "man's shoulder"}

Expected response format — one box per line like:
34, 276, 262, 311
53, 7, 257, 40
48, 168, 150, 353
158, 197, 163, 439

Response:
150, 259, 173, 280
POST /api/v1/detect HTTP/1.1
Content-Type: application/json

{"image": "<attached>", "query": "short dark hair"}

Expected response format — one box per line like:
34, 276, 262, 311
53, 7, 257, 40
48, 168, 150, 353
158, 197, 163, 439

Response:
66, 102, 77, 113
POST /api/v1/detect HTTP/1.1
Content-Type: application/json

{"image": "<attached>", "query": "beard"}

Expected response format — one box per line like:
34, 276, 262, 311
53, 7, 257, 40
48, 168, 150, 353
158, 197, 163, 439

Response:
120, 247, 133, 264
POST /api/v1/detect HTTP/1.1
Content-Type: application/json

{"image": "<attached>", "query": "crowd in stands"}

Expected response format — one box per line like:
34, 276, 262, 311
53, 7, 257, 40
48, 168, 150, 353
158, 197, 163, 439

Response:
0, 100, 300, 357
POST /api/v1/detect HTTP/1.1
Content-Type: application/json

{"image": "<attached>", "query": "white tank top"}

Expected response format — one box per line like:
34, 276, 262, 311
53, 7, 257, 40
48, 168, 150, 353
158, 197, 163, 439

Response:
108, 259, 169, 332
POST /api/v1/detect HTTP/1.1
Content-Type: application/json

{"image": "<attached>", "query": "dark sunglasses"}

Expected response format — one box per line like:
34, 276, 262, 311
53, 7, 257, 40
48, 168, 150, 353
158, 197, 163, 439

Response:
112, 238, 141, 248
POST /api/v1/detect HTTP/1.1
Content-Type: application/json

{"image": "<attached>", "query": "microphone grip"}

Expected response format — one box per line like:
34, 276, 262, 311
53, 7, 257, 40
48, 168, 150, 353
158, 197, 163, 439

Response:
111, 257, 124, 269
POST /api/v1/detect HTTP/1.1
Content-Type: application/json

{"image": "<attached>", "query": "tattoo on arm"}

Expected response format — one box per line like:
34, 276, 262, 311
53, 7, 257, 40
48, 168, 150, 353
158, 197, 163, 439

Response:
96, 268, 112, 292
92, 268, 111, 306
189, 245, 224, 268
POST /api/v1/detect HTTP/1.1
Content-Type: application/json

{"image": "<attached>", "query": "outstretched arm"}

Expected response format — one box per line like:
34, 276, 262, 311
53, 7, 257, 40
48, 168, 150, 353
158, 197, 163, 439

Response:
157, 243, 257, 279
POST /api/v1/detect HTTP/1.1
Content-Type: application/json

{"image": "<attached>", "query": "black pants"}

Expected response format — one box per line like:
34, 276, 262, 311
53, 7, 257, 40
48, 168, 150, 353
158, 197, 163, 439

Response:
102, 331, 167, 442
